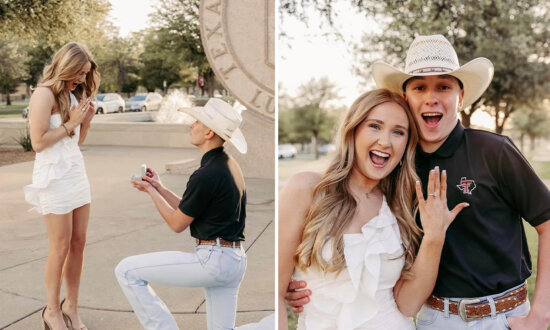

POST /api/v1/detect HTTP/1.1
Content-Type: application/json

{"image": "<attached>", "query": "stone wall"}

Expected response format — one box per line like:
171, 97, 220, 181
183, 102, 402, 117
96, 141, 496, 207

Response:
0, 118, 192, 149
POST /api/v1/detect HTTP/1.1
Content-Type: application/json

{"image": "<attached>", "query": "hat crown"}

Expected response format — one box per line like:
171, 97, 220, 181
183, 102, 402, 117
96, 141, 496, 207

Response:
202, 98, 242, 138
182, 97, 247, 153
405, 35, 460, 75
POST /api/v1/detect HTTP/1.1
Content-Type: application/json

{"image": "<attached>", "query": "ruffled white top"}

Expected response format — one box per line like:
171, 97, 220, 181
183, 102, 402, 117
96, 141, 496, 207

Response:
24, 93, 91, 214
294, 196, 415, 330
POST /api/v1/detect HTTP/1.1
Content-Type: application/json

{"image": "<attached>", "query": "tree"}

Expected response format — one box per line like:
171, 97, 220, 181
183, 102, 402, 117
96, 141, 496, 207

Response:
280, 77, 340, 159
0, 0, 112, 48
512, 105, 550, 152
139, 29, 184, 93
6, 0, 113, 98
279, 0, 354, 25
95, 35, 142, 94
151, 0, 217, 96
278, 110, 293, 143
0, 1, 81, 40
281, 0, 550, 133
24, 42, 55, 92
0, 39, 28, 105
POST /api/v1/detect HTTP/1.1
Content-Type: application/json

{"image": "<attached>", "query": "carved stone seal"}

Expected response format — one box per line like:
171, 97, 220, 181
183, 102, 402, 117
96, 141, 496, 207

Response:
200, 0, 275, 119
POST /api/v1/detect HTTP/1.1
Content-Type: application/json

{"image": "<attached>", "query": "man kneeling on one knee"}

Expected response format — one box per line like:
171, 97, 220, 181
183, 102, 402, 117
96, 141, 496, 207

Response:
115, 98, 248, 330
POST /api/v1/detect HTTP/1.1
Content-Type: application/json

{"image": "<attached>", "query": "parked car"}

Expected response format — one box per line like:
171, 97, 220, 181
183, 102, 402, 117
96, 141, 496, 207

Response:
93, 93, 125, 114
22, 106, 29, 118
278, 144, 297, 159
125, 93, 163, 112
318, 144, 336, 155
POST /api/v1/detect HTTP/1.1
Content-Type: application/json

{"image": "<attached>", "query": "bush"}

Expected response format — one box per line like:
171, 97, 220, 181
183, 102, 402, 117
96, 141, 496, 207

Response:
15, 127, 33, 152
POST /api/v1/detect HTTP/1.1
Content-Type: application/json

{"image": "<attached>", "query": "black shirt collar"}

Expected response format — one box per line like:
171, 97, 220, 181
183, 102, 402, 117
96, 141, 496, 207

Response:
417, 120, 464, 158
201, 147, 224, 166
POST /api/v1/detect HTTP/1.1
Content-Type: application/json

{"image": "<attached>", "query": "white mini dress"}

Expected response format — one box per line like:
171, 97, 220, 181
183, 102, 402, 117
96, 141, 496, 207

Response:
24, 93, 91, 215
293, 196, 415, 330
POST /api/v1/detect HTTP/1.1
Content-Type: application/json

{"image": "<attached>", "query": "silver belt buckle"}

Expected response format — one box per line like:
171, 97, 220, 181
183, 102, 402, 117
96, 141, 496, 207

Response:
458, 298, 481, 322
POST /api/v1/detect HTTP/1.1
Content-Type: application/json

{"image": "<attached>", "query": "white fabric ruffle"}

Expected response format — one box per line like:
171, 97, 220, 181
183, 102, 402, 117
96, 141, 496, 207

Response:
294, 196, 414, 330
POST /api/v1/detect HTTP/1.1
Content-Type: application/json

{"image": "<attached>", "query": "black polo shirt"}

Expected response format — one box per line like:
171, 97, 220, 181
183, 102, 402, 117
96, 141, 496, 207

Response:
416, 121, 550, 297
178, 147, 246, 241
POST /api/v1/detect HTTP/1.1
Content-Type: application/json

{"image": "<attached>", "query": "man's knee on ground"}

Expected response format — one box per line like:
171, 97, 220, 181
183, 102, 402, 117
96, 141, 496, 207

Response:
115, 256, 145, 285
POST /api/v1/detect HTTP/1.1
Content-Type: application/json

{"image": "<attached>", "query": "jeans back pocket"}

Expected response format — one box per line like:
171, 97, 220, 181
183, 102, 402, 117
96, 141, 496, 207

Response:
218, 248, 247, 284
196, 246, 214, 265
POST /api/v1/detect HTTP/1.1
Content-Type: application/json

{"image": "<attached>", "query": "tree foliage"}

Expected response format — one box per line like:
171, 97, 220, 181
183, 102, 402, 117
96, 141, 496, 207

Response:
1, 0, 210, 102
95, 35, 142, 94
9, 0, 113, 97
150, 0, 216, 96
23, 42, 55, 89
281, 0, 550, 134
0, 0, 112, 48
279, 0, 365, 25
138, 29, 185, 93
512, 105, 550, 152
279, 77, 340, 158
0, 38, 28, 105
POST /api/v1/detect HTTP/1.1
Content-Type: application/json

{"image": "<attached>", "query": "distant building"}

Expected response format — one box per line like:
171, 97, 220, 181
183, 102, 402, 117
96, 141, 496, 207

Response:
0, 83, 30, 103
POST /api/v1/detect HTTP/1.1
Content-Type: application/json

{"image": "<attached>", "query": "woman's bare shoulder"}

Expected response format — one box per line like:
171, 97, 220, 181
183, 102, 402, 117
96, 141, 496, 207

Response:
32, 87, 55, 99
281, 171, 322, 200
30, 87, 55, 106
289, 171, 321, 188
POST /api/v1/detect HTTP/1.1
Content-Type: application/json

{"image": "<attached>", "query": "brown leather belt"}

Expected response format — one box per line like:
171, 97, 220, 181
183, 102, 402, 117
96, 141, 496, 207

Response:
425, 284, 527, 322
196, 238, 241, 248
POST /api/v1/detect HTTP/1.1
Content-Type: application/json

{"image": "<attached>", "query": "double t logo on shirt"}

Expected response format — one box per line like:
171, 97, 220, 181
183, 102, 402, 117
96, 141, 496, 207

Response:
457, 177, 476, 195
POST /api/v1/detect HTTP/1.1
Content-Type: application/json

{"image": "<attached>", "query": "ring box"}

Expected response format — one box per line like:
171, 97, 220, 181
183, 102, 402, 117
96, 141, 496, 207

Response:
131, 164, 147, 181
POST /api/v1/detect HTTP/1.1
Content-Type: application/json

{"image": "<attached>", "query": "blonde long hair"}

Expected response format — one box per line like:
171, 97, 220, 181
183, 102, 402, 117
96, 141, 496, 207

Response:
294, 89, 422, 278
38, 42, 100, 123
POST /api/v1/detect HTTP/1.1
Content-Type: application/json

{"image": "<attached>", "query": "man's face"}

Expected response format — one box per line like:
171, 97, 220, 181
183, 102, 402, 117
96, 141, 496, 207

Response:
404, 75, 464, 153
189, 120, 211, 147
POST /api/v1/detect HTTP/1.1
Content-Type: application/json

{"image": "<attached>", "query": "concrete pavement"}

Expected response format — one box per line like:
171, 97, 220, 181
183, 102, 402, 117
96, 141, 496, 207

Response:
0, 145, 274, 329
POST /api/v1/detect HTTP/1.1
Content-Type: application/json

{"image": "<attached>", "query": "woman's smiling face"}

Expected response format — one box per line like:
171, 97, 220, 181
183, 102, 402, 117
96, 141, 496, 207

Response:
66, 61, 91, 91
353, 101, 410, 182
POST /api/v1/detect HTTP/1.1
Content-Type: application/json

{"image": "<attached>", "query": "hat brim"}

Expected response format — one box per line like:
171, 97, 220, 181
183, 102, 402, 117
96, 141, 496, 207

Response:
181, 106, 248, 154
372, 57, 494, 109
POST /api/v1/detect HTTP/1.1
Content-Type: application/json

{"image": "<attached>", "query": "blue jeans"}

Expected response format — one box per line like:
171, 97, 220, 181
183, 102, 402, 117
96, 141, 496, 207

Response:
115, 244, 247, 330
416, 283, 530, 330
235, 314, 275, 330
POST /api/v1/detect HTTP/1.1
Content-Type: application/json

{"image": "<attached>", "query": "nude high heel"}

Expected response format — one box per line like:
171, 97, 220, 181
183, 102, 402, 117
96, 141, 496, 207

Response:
60, 298, 88, 330
59, 299, 72, 329
41, 307, 51, 330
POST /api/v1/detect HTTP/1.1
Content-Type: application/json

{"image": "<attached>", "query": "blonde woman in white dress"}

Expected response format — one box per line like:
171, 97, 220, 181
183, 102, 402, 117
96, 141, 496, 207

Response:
278, 89, 469, 329
24, 42, 99, 330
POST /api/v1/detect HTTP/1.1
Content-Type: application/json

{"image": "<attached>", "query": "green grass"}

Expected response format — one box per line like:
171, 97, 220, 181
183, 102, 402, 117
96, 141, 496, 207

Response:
287, 306, 298, 329
525, 222, 538, 303
0, 113, 22, 118
0, 100, 28, 118
532, 161, 550, 180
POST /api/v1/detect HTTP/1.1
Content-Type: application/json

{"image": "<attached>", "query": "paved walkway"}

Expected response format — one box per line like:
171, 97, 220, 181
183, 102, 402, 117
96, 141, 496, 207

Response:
0, 146, 274, 329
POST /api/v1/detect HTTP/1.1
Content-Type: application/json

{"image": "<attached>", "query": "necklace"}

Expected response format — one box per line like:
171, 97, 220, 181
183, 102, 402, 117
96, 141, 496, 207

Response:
365, 187, 379, 199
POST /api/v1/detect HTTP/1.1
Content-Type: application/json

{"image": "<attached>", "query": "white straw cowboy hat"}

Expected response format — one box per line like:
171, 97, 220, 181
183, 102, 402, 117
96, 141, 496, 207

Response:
182, 98, 247, 154
372, 34, 494, 109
